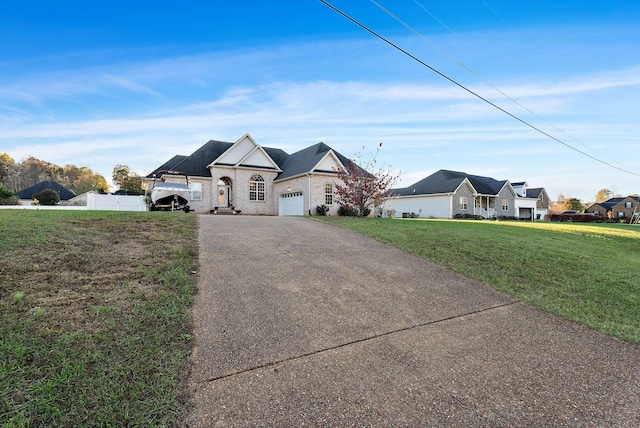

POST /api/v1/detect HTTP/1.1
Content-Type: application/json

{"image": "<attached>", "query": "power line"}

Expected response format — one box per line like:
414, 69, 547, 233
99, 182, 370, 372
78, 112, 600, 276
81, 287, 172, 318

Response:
408, 0, 626, 167
319, 0, 640, 177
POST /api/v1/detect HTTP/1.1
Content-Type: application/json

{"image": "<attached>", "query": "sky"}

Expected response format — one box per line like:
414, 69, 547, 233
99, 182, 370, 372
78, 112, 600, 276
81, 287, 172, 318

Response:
1, 0, 639, 202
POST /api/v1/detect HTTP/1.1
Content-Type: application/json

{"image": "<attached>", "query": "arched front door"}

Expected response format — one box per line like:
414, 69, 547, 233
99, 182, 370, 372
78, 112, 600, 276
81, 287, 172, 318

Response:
217, 177, 232, 207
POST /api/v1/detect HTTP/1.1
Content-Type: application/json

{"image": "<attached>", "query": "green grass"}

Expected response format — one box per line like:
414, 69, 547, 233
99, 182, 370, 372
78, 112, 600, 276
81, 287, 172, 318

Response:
318, 217, 640, 344
0, 210, 198, 427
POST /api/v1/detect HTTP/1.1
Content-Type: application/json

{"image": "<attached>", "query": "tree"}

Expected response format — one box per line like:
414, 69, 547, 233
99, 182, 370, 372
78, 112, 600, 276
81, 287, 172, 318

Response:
595, 188, 613, 203
0, 153, 15, 185
112, 165, 131, 189
73, 171, 109, 195
33, 188, 60, 206
112, 165, 144, 195
119, 174, 145, 195
333, 143, 399, 217
0, 155, 107, 194
562, 197, 585, 213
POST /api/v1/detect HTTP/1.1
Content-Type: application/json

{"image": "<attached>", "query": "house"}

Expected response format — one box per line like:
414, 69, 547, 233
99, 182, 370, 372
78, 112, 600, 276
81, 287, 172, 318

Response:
15, 180, 75, 205
512, 183, 551, 219
585, 196, 640, 221
144, 133, 358, 216
385, 169, 548, 220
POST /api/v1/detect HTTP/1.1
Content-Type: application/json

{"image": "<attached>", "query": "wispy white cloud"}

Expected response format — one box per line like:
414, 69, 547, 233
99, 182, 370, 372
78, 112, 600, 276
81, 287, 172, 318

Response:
1, 25, 639, 200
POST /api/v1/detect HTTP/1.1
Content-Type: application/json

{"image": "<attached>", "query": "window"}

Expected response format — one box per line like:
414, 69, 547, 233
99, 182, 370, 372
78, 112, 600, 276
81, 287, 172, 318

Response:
618, 211, 625, 218
459, 196, 468, 210
190, 182, 202, 200
324, 182, 333, 205
249, 175, 265, 201
625, 202, 633, 208
502, 199, 509, 211
593, 210, 600, 216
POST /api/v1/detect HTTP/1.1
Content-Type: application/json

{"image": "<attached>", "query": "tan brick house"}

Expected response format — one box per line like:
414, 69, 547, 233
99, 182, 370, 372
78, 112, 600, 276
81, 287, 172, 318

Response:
144, 134, 357, 216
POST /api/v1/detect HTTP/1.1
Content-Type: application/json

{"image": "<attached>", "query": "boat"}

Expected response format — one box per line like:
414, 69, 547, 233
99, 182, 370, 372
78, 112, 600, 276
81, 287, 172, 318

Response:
149, 170, 192, 212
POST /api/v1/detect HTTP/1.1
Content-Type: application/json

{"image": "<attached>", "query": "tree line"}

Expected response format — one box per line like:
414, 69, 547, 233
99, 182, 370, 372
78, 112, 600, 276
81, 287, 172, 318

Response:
0, 153, 109, 196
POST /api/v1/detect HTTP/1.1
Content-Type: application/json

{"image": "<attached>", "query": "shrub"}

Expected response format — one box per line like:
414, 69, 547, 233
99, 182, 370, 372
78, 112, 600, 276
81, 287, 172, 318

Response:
33, 188, 60, 206
454, 213, 483, 220
315, 204, 330, 216
338, 205, 358, 217
0, 183, 13, 199
544, 213, 602, 223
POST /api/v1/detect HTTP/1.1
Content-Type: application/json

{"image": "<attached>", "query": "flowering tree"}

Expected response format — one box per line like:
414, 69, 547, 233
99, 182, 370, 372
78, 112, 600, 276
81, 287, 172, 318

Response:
334, 143, 399, 217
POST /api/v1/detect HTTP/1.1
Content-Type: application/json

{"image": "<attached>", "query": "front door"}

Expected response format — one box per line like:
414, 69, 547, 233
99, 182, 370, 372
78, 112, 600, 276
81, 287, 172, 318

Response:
217, 185, 229, 207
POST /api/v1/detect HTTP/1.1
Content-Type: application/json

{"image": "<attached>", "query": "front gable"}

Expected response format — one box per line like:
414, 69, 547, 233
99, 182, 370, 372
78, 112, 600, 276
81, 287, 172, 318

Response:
453, 178, 476, 195
237, 146, 282, 170
496, 182, 517, 203
210, 134, 256, 166
207, 133, 281, 171
314, 150, 345, 174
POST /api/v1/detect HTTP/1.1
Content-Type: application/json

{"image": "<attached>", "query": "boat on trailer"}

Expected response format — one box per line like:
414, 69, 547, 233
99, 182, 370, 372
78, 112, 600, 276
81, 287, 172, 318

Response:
149, 170, 191, 212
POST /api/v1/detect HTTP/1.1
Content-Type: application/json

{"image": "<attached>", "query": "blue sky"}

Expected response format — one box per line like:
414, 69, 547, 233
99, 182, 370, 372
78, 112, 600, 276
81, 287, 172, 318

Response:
1, 0, 639, 202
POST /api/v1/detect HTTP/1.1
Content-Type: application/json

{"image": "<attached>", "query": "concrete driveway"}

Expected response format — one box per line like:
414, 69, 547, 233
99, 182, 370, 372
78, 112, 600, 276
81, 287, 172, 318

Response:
187, 216, 639, 427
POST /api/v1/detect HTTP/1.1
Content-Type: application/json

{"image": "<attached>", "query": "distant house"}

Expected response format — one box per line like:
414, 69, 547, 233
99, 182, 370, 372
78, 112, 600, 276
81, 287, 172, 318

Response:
15, 180, 75, 205
385, 169, 549, 220
145, 133, 363, 215
512, 183, 551, 219
585, 196, 640, 221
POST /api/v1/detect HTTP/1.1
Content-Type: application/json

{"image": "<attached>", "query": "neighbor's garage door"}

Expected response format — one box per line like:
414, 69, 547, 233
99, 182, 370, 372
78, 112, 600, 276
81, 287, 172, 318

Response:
279, 192, 304, 216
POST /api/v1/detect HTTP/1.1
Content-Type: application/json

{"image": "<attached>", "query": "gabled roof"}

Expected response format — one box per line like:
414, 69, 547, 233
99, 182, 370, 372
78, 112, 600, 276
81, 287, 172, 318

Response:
152, 155, 188, 173
146, 136, 358, 182
525, 187, 544, 198
391, 169, 508, 197
15, 180, 76, 201
592, 195, 640, 211
276, 142, 350, 181
146, 140, 233, 178
208, 134, 286, 171
597, 197, 625, 211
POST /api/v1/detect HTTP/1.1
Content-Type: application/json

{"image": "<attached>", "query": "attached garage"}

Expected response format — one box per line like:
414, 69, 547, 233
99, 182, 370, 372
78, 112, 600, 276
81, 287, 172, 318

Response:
279, 192, 304, 216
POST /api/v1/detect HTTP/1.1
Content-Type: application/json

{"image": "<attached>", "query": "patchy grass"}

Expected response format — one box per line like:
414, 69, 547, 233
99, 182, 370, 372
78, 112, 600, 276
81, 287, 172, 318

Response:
0, 210, 198, 427
318, 217, 640, 344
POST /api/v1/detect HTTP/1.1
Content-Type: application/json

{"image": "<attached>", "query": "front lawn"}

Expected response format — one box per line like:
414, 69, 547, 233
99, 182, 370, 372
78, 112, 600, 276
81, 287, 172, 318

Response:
0, 210, 198, 427
318, 217, 640, 344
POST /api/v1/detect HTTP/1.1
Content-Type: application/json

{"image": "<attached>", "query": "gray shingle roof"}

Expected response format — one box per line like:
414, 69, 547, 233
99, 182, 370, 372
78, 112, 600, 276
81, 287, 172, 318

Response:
391, 169, 507, 197
525, 187, 543, 198
147, 140, 234, 178
15, 180, 76, 201
148, 139, 353, 181
275, 142, 352, 181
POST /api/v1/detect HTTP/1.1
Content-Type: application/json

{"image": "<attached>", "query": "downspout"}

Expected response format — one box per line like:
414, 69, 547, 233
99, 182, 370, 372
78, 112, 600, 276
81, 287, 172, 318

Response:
307, 173, 312, 215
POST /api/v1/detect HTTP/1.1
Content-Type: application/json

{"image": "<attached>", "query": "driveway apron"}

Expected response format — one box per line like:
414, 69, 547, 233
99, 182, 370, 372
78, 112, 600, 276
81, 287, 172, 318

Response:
187, 216, 639, 427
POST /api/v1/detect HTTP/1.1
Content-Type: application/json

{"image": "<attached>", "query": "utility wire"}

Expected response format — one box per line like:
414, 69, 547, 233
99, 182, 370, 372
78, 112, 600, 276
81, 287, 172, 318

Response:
408, 0, 626, 167
319, 0, 640, 177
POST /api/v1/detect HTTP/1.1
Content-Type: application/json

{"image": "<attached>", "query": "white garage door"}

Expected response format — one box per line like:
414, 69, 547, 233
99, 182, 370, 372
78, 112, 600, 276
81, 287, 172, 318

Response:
279, 192, 304, 216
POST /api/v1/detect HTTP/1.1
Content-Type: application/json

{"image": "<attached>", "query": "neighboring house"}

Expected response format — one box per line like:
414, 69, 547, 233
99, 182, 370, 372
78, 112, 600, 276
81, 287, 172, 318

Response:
15, 180, 75, 205
386, 169, 547, 220
144, 133, 358, 216
585, 196, 640, 221
512, 183, 551, 219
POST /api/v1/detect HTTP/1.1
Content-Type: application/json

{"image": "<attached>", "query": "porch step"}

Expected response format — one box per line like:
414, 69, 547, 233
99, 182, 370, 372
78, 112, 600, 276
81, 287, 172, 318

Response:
209, 207, 242, 215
